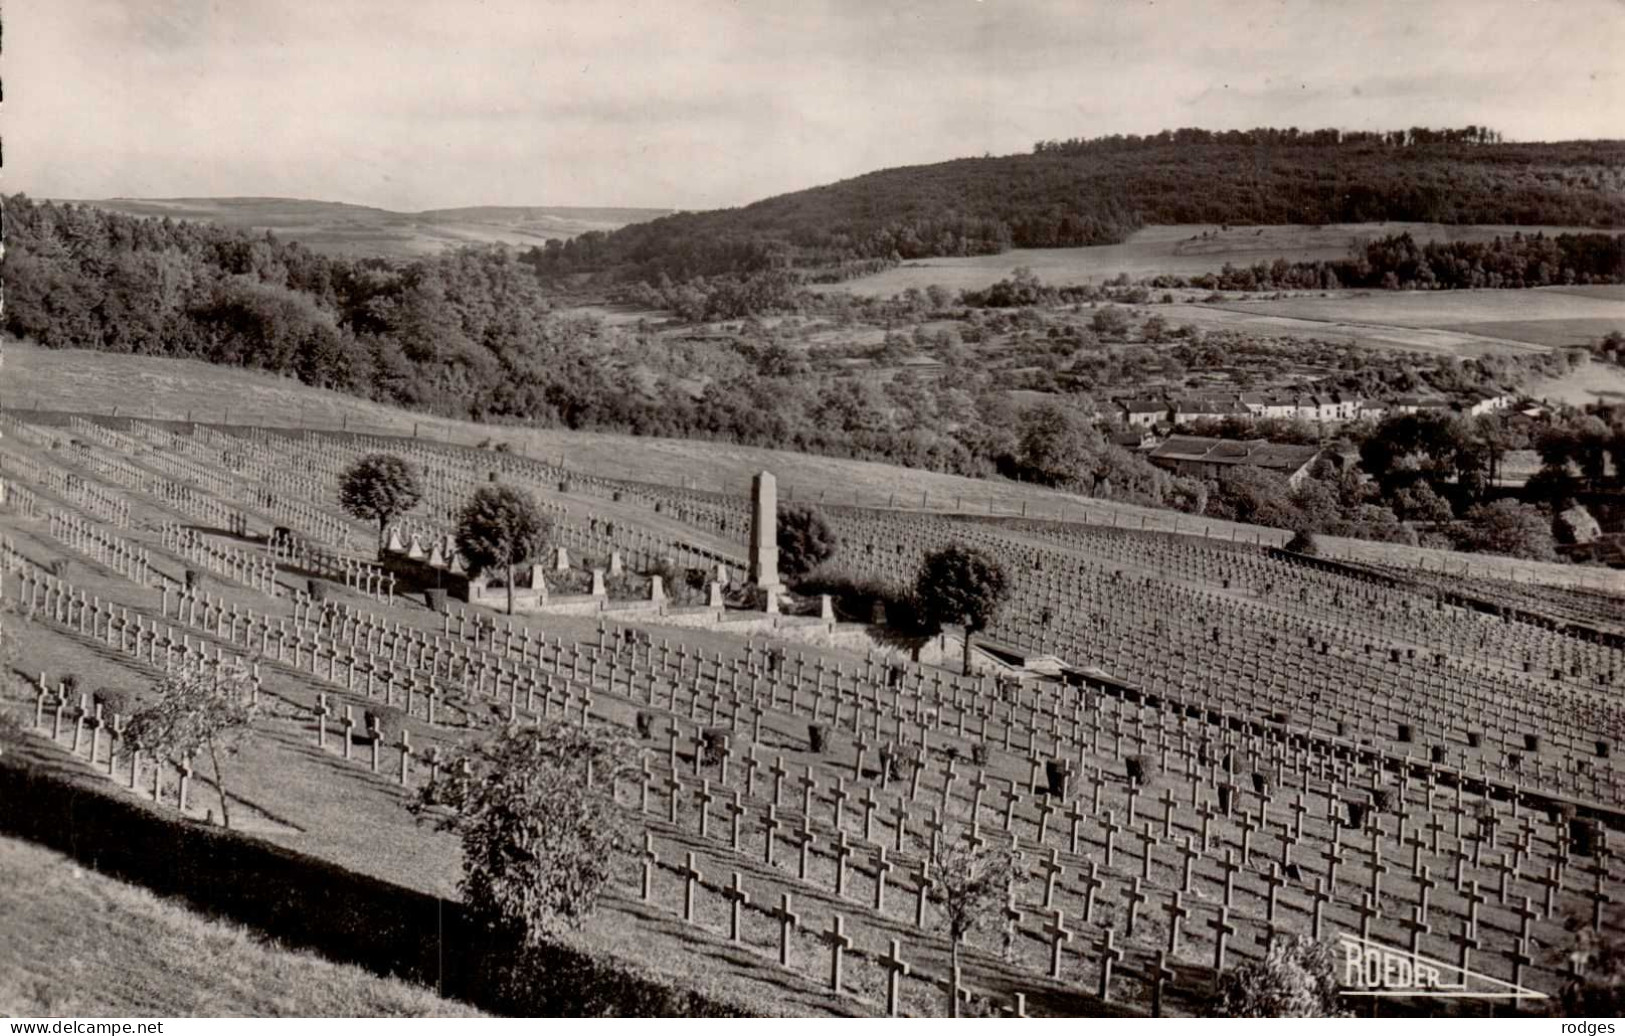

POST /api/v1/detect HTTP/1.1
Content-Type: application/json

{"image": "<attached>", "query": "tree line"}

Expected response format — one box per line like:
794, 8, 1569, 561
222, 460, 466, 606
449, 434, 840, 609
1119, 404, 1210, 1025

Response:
1165, 231, 1625, 292
1033, 125, 1506, 154
526, 131, 1625, 283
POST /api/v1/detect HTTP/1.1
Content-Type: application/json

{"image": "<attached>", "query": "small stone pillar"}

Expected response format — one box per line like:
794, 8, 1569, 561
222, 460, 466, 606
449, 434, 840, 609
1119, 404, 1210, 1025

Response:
609, 551, 625, 576
709, 581, 724, 608
554, 546, 570, 572
650, 575, 666, 603
591, 568, 607, 597
820, 594, 835, 622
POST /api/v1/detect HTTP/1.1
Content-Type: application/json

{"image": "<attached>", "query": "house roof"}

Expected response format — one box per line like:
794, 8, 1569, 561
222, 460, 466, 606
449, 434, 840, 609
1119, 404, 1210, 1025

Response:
1174, 396, 1249, 415
1121, 398, 1168, 413
1149, 436, 1323, 473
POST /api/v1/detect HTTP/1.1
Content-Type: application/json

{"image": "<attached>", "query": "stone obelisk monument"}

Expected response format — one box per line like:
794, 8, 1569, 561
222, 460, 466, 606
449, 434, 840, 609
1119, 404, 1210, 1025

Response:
749, 471, 784, 605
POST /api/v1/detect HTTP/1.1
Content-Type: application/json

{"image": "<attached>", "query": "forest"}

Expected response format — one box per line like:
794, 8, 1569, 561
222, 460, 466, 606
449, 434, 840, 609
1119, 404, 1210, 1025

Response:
525, 128, 1625, 283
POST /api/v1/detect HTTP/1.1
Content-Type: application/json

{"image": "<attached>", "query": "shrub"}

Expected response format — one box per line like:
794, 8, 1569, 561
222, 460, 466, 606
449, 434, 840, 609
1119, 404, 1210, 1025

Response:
1562, 930, 1625, 1015
777, 504, 836, 580
413, 722, 639, 944
364, 705, 408, 745
1209, 935, 1347, 1017
92, 686, 133, 718
1284, 529, 1319, 556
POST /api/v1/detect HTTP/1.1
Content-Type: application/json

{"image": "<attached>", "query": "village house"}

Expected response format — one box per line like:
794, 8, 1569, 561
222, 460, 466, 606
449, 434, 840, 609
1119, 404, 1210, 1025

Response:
1390, 394, 1452, 415
1147, 436, 1325, 486
1463, 392, 1516, 417
1119, 397, 1170, 428
1109, 426, 1159, 451
1172, 395, 1252, 424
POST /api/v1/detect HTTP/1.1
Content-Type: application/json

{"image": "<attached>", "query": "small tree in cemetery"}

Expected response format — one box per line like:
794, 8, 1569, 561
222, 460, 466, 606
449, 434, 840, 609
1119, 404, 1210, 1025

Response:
777, 502, 836, 580
1208, 934, 1346, 1018
914, 543, 1009, 674
1561, 924, 1625, 1016
914, 817, 1020, 1017
124, 662, 258, 829
339, 453, 424, 556
414, 721, 639, 945
455, 484, 551, 616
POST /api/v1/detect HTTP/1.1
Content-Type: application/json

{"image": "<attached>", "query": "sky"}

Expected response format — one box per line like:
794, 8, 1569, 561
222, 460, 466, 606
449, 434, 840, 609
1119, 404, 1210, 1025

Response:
7, 0, 1625, 212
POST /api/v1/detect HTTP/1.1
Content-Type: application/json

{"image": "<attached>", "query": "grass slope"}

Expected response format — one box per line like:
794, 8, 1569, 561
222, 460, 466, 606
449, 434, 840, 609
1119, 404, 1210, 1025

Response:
0, 834, 480, 1017
61, 198, 672, 259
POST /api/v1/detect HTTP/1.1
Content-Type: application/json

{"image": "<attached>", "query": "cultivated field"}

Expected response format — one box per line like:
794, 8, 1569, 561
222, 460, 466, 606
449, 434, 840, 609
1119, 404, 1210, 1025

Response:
815, 224, 1609, 297
1202, 285, 1618, 355
0, 835, 480, 1017
61, 198, 672, 259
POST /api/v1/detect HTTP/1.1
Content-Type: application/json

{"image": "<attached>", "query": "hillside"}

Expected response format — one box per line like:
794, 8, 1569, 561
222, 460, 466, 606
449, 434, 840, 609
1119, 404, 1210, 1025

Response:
2, 340, 1617, 592
530, 130, 1625, 281
61, 197, 672, 258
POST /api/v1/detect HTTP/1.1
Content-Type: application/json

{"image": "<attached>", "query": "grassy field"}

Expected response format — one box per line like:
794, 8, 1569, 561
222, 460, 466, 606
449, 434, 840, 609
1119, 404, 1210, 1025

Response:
0, 835, 481, 1017
3, 340, 1618, 593
1151, 285, 1623, 357
814, 223, 1608, 297
61, 198, 671, 259
1152, 302, 1547, 356
1207, 285, 1625, 333
1526, 358, 1625, 405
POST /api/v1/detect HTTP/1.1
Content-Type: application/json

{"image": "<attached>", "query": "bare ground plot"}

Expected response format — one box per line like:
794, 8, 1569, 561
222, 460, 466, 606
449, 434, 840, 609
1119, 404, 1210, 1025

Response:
814, 224, 1607, 297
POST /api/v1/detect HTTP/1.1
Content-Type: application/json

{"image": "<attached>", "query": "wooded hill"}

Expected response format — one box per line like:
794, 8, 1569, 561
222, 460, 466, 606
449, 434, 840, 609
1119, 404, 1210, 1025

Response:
527, 129, 1625, 282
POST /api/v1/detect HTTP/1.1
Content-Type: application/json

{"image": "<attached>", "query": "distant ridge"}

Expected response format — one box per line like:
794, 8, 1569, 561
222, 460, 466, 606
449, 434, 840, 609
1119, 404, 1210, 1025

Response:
57, 196, 674, 258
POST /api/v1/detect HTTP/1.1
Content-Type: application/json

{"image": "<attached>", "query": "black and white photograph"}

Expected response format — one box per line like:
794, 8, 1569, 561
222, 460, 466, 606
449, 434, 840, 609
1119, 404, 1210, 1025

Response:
1, 0, 1623, 1023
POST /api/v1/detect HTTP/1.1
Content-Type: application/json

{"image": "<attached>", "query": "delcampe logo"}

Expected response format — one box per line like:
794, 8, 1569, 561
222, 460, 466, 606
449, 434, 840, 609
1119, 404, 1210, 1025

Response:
1338, 932, 1549, 1001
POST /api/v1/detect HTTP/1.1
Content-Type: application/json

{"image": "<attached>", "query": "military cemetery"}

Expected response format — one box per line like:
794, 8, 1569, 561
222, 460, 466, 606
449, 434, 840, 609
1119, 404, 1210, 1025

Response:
5, 0, 1624, 1023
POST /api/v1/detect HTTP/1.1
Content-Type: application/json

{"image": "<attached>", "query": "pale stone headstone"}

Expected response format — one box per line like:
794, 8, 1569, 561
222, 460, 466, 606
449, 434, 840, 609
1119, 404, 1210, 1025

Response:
609, 551, 624, 576
555, 546, 570, 572
591, 568, 606, 597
